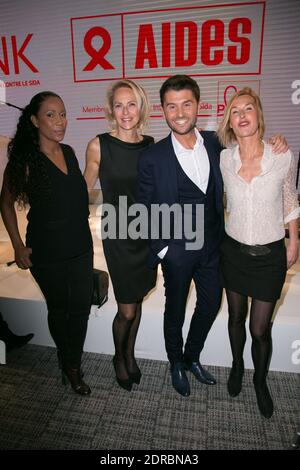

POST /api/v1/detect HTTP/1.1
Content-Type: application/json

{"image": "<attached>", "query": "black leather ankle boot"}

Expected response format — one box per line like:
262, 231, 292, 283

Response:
62, 366, 91, 396
112, 356, 132, 391
57, 351, 84, 377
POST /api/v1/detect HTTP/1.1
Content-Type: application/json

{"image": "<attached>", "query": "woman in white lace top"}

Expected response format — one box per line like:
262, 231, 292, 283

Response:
217, 87, 299, 419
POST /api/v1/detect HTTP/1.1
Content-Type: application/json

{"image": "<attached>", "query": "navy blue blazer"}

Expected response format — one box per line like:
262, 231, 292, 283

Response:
137, 131, 224, 267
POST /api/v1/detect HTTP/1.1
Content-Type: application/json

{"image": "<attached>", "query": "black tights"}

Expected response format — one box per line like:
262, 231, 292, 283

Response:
226, 289, 276, 384
112, 302, 142, 381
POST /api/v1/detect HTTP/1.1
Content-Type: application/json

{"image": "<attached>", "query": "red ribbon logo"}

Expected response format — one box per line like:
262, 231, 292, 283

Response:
83, 27, 115, 71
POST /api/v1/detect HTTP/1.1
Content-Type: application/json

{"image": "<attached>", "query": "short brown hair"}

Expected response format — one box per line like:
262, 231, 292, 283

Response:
160, 75, 200, 106
217, 87, 265, 147
105, 79, 150, 131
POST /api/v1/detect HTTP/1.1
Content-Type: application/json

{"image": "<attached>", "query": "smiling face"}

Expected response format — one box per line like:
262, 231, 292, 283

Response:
162, 89, 198, 137
112, 86, 141, 132
229, 94, 259, 140
31, 96, 67, 144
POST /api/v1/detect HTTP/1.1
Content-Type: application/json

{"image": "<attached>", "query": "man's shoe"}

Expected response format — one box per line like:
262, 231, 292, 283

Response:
184, 361, 216, 385
6, 333, 34, 352
170, 362, 190, 397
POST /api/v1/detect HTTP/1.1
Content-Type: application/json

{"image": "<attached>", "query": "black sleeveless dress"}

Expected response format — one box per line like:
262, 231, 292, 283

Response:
26, 144, 93, 265
99, 133, 157, 303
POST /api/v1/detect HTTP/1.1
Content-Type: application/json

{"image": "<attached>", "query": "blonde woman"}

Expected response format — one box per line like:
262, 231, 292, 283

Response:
84, 80, 156, 391
218, 87, 299, 418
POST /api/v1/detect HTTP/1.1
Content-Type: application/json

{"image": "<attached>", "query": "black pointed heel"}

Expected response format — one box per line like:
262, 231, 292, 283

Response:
129, 369, 142, 385
227, 361, 244, 397
253, 380, 273, 419
112, 356, 132, 391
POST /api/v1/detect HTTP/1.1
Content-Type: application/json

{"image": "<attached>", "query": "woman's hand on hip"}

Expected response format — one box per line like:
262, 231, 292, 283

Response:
15, 245, 33, 269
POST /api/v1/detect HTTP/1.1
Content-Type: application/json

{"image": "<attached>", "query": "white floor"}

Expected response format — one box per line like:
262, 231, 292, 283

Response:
0, 206, 300, 373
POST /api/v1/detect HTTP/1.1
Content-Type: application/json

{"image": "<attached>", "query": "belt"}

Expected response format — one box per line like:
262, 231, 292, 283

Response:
226, 235, 284, 257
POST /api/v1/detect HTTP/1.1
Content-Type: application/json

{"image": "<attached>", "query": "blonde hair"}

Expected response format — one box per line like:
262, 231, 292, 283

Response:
105, 79, 150, 131
217, 87, 265, 147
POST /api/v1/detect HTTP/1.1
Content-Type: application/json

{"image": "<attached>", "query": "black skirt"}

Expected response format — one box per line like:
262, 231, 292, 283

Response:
220, 234, 287, 302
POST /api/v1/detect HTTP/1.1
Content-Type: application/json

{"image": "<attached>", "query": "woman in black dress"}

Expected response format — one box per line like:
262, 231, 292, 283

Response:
84, 80, 156, 391
0, 92, 93, 395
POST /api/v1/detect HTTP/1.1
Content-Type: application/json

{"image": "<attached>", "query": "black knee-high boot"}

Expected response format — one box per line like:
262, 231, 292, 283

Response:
49, 310, 91, 396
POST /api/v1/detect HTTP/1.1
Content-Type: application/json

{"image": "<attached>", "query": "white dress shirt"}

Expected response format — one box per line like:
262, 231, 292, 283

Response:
158, 128, 210, 259
220, 142, 299, 245
171, 127, 210, 193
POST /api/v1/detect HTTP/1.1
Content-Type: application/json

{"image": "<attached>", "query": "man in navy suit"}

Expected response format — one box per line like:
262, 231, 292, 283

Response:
137, 75, 287, 397
137, 75, 224, 396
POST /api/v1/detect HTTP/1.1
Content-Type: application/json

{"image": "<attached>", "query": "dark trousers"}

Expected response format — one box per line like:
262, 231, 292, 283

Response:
0, 312, 10, 339
161, 245, 222, 364
30, 249, 93, 366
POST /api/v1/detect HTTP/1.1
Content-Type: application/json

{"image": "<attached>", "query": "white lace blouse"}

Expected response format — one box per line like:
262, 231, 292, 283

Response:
220, 143, 299, 245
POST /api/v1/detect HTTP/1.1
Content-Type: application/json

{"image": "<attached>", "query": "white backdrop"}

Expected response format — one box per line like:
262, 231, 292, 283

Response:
0, 0, 299, 184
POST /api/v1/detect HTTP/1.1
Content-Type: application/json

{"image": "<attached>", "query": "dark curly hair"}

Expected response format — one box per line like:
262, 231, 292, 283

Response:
6, 91, 62, 206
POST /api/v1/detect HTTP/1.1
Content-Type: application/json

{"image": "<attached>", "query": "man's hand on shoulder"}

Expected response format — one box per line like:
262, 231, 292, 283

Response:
268, 134, 288, 154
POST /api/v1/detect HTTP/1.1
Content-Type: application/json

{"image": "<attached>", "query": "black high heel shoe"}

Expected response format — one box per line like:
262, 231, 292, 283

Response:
129, 368, 142, 385
112, 356, 132, 391
61, 367, 91, 396
253, 380, 274, 419
227, 361, 244, 397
